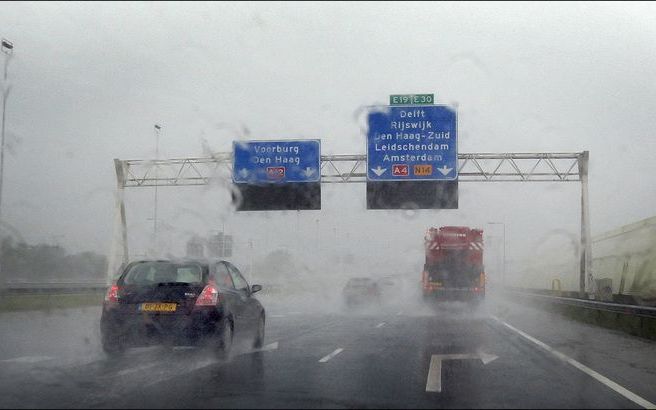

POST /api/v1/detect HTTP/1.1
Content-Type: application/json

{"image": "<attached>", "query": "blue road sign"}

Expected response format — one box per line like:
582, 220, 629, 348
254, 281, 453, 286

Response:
233, 140, 321, 184
367, 105, 457, 181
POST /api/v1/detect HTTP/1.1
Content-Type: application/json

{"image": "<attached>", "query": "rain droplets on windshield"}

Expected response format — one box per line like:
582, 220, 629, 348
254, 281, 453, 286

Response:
1, 3, 656, 409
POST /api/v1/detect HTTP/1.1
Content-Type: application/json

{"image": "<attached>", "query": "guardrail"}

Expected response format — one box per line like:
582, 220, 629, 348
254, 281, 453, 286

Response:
506, 290, 656, 319
506, 289, 656, 340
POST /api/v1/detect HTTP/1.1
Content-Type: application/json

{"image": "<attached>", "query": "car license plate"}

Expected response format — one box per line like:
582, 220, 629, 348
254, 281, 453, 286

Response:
140, 303, 177, 312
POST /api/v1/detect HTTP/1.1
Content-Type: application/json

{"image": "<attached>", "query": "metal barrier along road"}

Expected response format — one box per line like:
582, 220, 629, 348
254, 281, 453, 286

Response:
508, 290, 656, 319
3, 282, 107, 295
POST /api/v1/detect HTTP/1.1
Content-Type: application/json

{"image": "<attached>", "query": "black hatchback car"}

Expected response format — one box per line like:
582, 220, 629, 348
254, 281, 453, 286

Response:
100, 259, 265, 357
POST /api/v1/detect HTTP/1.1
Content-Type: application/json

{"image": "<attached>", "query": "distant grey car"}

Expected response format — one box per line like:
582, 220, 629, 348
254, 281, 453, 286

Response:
343, 277, 381, 308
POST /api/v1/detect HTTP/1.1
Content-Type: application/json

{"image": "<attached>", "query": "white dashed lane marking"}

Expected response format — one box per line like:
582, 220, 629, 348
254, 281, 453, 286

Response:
0, 356, 54, 364
262, 342, 279, 352
319, 348, 344, 363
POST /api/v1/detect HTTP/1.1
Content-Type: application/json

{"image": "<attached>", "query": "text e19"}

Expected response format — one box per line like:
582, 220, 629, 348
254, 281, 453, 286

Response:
389, 94, 434, 105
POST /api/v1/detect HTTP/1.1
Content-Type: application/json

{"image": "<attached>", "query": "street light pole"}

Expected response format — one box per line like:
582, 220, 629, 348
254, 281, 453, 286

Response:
0, 40, 14, 227
487, 222, 506, 288
152, 124, 161, 255
0, 38, 14, 288
248, 239, 254, 283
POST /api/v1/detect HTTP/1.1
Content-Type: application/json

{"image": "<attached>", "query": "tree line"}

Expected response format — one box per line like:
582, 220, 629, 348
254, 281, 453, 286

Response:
1, 237, 107, 283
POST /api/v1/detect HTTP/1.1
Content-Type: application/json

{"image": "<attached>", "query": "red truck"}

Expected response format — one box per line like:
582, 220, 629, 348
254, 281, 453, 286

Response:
422, 226, 486, 303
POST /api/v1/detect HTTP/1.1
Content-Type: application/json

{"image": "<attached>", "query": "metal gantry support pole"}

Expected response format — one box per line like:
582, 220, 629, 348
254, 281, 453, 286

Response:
109, 159, 129, 284
0, 39, 14, 291
151, 124, 162, 257
0, 48, 9, 225
502, 223, 506, 288
579, 151, 592, 298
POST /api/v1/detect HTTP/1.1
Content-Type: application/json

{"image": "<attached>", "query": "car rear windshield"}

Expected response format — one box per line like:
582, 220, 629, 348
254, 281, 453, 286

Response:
121, 262, 205, 286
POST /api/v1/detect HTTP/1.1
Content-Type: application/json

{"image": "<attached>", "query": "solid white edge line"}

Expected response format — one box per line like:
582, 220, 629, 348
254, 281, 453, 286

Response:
319, 348, 344, 363
490, 316, 656, 409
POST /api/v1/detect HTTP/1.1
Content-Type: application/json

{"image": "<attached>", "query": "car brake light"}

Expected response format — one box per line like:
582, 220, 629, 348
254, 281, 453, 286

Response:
105, 285, 120, 303
195, 283, 220, 306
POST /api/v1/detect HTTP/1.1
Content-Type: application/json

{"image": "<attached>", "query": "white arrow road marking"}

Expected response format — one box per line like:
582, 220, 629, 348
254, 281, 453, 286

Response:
302, 167, 316, 178
491, 316, 656, 409
238, 168, 249, 179
319, 348, 344, 363
371, 166, 387, 176
425, 351, 498, 393
437, 165, 453, 176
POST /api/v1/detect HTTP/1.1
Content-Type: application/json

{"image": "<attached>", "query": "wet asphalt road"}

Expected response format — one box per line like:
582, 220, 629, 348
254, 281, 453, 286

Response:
0, 297, 655, 409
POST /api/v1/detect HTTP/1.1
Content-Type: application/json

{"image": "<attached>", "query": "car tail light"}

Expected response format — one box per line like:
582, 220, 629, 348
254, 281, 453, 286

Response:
195, 283, 220, 306
105, 285, 120, 303
473, 287, 483, 293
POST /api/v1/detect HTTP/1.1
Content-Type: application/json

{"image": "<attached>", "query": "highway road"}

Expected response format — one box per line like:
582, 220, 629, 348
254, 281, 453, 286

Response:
0, 295, 655, 409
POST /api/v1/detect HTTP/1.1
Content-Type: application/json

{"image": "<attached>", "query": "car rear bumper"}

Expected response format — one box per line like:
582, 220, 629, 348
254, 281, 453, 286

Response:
100, 306, 223, 347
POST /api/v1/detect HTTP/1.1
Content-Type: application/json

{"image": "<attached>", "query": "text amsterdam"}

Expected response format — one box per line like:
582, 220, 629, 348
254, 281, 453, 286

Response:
373, 109, 451, 162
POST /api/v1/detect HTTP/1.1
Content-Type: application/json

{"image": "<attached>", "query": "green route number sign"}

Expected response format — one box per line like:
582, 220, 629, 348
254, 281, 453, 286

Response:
389, 94, 434, 105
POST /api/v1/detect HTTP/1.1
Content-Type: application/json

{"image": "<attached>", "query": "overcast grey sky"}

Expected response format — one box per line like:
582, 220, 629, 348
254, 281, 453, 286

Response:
1, 2, 655, 284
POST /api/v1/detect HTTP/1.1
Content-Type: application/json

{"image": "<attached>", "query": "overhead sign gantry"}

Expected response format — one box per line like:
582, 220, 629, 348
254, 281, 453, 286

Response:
110, 92, 592, 298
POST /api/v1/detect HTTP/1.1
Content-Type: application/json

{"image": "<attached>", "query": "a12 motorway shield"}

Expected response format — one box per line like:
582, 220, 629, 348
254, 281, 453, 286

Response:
367, 105, 457, 181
